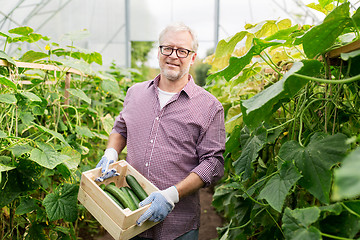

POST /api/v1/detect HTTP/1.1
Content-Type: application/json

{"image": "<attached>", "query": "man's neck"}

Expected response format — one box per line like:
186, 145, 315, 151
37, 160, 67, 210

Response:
158, 74, 189, 93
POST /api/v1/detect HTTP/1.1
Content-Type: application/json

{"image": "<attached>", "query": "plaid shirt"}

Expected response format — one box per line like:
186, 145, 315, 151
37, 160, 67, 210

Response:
112, 74, 225, 239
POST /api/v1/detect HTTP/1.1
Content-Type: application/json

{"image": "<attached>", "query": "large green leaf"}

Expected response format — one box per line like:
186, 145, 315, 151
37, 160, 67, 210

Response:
20, 91, 42, 102
209, 38, 281, 81
36, 125, 69, 146
278, 133, 348, 204
210, 31, 247, 71
301, 2, 351, 58
233, 125, 267, 180
259, 161, 302, 212
0, 159, 41, 208
75, 125, 94, 138
61, 146, 81, 170
0, 130, 7, 138
241, 60, 322, 129
59, 59, 91, 75
15, 197, 37, 215
265, 24, 299, 42
333, 147, 360, 200
66, 88, 91, 105
0, 163, 16, 172
0, 50, 16, 66
19, 111, 35, 125
20, 50, 49, 62
0, 76, 17, 89
351, 7, 360, 28
214, 31, 247, 59
282, 207, 321, 240
101, 79, 121, 96
42, 183, 79, 222
29, 143, 70, 169
10, 144, 34, 157
319, 0, 333, 8
9, 26, 33, 36
0, 93, 17, 104
100, 113, 114, 136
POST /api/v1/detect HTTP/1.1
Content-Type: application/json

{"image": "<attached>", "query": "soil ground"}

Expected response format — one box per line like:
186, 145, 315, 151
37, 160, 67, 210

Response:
95, 187, 224, 240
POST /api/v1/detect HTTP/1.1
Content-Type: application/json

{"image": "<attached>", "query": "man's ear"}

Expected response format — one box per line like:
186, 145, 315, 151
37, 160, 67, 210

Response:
190, 53, 197, 65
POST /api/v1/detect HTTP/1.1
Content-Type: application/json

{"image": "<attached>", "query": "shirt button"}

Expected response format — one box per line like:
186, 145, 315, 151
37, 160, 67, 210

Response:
145, 163, 149, 167
150, 139, 153, 143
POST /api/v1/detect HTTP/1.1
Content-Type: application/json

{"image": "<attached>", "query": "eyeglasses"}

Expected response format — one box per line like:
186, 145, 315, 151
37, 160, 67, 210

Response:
159, 45, 195, 58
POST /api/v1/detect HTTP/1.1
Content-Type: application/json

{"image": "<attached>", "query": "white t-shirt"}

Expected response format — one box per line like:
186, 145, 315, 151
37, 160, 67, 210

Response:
158, 87, 176, 109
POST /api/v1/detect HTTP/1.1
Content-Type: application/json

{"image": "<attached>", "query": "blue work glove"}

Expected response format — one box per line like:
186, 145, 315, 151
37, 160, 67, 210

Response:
136, 186, 179, 226
95, 148, 119, 182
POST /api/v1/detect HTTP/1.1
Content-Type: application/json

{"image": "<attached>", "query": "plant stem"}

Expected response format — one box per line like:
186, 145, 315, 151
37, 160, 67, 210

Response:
293, 73, 360, 84
267, 118, 295, 131
242, 188, 268, 207
265, 208, 284, 237
341, 202, 360, 218
69, 222, 76, 240
247, 170, 279, 191
229, 207, 266, 230
260, 54, 282, 77
320, 232, 354, 240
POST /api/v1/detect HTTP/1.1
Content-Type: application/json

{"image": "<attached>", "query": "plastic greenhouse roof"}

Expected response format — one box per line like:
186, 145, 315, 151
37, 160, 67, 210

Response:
0, 0, 359, 69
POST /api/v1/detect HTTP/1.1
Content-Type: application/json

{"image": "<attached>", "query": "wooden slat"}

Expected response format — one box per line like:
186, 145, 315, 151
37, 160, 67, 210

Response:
78, 186, 159, 240
0, 59, 83, 75
78, 187, 122, 239
64, 72, 71, 106
326, 39, 360, 59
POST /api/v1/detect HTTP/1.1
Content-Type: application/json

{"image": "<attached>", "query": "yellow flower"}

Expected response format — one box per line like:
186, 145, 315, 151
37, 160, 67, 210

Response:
45, 45, 50, 51
283, 132, 288, 136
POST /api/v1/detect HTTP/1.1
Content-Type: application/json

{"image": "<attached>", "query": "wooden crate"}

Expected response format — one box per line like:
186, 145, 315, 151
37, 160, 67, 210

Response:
78, 160, 159, 240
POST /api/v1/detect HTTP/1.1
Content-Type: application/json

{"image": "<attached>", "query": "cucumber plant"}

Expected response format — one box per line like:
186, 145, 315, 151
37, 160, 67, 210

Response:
0, 27, 141, 239
206, 1, 360, 239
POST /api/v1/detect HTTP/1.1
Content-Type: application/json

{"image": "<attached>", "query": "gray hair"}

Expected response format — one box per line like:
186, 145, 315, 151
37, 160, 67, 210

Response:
159, 22, 198, 52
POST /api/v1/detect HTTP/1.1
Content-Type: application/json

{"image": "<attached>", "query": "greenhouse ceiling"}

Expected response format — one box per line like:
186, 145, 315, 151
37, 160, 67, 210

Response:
0, 0, 359, 69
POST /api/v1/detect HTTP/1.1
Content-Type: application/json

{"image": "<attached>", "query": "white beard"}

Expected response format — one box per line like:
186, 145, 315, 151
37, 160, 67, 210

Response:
162, 63, 190, 82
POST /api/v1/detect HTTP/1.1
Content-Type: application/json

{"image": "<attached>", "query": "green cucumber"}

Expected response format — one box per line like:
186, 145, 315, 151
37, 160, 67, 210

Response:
104, 184, 136, 211
120, 187, 138, 210
124, 186, 141, 208
125, 175, 148, 201
104, 190, 124, 209
99, 184, 106, 190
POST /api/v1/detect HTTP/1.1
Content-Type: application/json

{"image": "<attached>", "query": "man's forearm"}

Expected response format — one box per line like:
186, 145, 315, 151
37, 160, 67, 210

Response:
107, 132, 127, 155
175, 172, 205, 199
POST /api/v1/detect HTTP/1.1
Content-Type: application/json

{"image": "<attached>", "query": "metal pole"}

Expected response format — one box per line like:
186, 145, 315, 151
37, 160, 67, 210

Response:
125, 0, 131, 68
214, 0, 220, 53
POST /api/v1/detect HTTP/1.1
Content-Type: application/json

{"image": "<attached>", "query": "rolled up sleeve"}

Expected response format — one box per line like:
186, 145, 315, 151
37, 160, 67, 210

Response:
191, 107, 226, 186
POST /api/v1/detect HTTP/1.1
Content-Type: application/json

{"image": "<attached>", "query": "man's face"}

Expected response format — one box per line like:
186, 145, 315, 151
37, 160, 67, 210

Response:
158, 30, 197, 82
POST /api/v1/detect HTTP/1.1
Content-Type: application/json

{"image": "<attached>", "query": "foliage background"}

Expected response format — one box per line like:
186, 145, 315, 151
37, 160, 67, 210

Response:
204, 1, 360, 239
